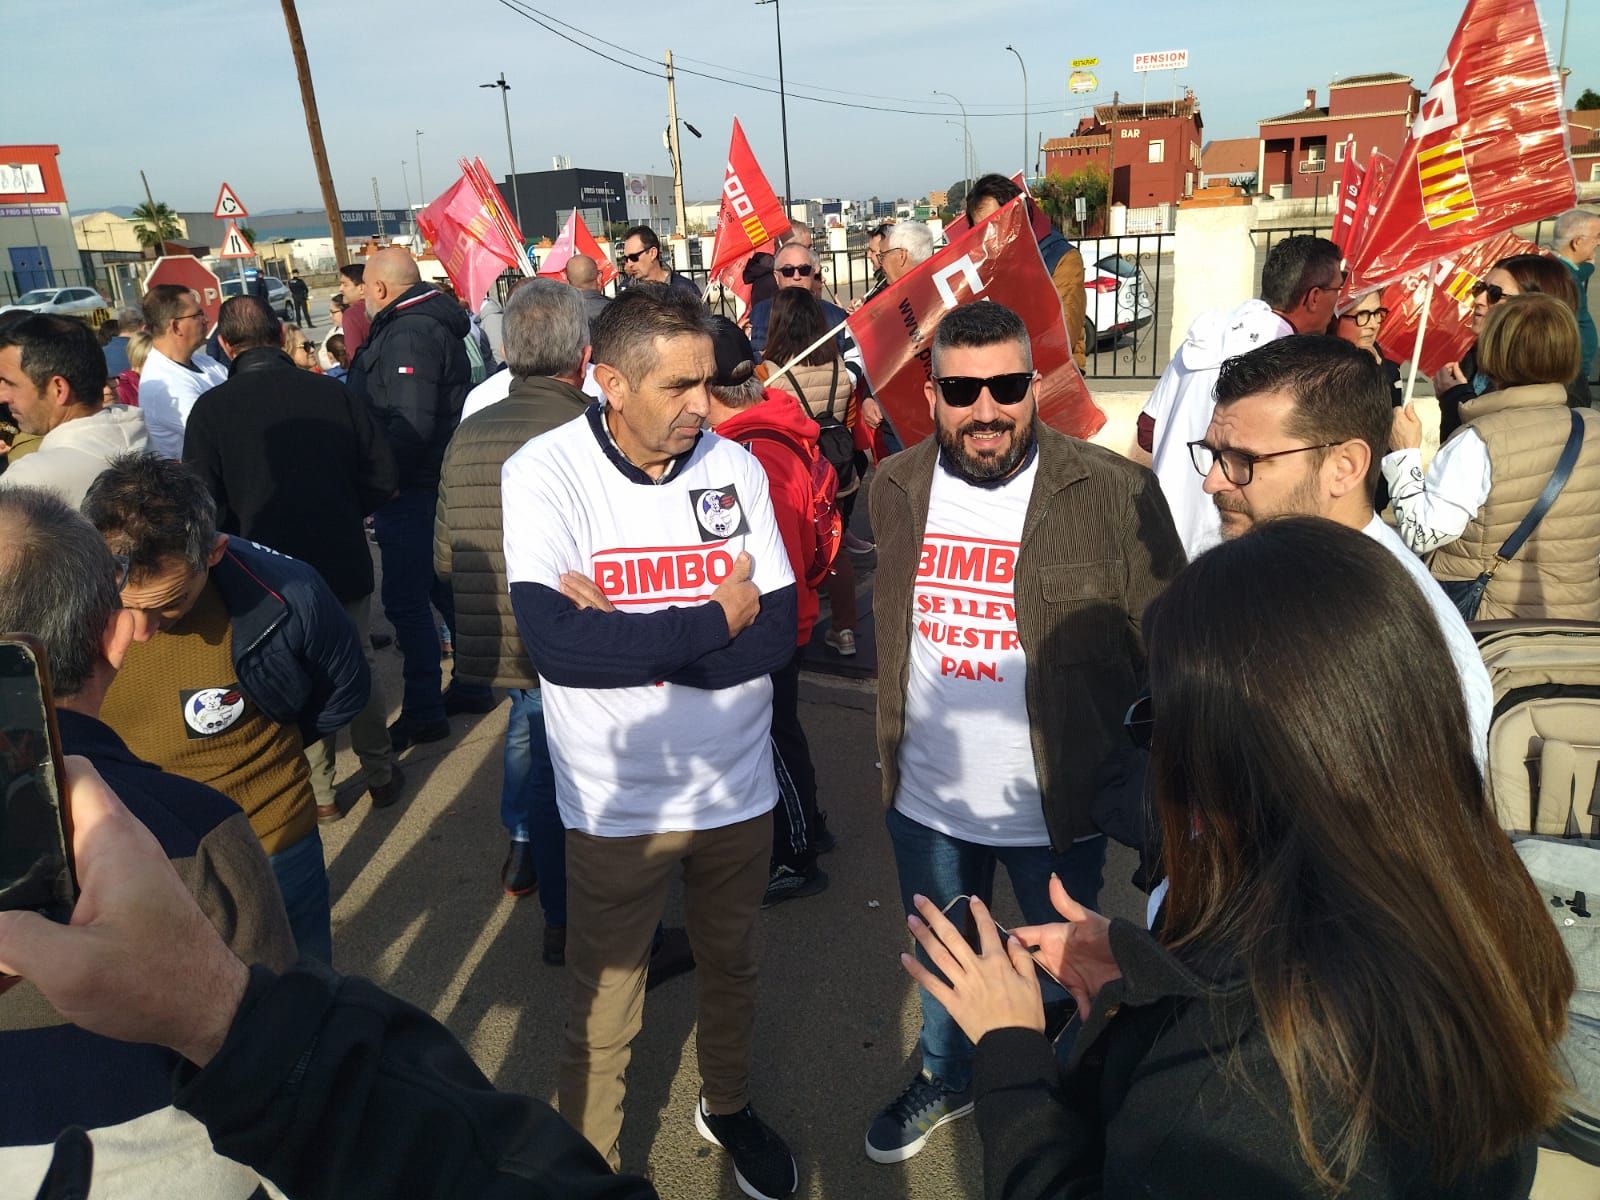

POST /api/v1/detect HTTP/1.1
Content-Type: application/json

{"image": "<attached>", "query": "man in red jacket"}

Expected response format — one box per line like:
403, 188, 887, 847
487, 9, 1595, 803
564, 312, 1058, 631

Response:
704, 316, 833, 907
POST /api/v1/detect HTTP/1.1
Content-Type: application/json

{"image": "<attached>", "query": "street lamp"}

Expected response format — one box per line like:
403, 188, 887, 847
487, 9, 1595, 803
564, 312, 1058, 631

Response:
944, 122, 974, 202
1004, 45, 1030, 180
479, 73, 523, 231
755, 0, 793, 208
415, 130, 425, 202
401, 161, 414, 241
933, 91, 971, 198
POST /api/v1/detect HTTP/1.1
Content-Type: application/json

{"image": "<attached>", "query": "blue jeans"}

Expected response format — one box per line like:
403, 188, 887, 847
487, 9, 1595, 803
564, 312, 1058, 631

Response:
269, 828, 333, 965
502, 687, 567, 927
373, 488, 464, 723
885, 806, 1106, 1092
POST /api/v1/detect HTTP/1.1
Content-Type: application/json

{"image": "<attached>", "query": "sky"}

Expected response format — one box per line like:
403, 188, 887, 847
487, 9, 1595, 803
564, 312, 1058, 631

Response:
10, 0, 1597, 216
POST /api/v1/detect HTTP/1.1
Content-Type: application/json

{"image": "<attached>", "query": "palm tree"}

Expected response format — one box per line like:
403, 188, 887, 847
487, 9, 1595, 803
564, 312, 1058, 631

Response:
130, 201, 182, 257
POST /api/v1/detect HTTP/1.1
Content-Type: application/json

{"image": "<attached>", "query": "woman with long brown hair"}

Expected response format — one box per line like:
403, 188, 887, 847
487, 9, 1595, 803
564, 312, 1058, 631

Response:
901, 517, 1573, 1197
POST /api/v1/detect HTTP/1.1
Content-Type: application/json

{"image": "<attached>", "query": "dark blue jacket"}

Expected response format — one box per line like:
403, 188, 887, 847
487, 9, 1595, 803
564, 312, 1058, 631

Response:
749, 295, 851, 360
1038, 227, 1075, 277
210, 536, 369, 742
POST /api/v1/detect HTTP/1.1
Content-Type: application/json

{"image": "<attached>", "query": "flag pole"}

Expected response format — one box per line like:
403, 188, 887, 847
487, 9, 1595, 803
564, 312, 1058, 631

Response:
1403, 273, 1434, 406
764, 314, 853, 385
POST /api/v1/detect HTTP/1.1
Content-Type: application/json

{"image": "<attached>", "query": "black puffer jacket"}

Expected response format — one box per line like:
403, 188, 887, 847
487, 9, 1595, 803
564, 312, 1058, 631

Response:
349, 283, 472, 491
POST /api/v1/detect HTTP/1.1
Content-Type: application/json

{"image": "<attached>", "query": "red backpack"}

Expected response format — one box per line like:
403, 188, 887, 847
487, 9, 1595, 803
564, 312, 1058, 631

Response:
737, 425, 842, 589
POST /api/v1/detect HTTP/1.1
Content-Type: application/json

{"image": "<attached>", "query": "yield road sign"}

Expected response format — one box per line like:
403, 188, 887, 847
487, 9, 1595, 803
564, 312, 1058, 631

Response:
144, 256, 224, 329
219, 221, 255, 259
213, 183, 248, 220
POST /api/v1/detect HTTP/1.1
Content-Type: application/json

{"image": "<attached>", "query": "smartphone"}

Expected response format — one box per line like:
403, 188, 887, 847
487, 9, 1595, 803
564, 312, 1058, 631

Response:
939, 894, 1062, 990
0, 635, 76, 923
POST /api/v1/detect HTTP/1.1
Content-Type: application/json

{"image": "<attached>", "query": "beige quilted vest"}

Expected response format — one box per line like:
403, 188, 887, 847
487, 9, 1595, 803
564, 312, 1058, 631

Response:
1429, 383, 1600, 621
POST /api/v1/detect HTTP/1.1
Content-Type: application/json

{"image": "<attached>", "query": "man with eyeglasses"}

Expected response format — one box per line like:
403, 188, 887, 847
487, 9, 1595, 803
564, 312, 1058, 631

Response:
748, 242, 849, 358
1553, 208, 1599, 380
1190, 335, 1490, 754
1139, 234, 1342, 559
619, 224, 701, 303
137, 284, 228, 459
864, 301, 1184, 1166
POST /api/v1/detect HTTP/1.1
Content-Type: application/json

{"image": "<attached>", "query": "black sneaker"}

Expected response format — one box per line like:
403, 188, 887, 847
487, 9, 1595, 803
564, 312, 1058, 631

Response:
694, 1098, 797, 1199
501, 839, 537, 896
388, 716, 449, 752
864, 1071, 973, 1164
761, 864, 829, 910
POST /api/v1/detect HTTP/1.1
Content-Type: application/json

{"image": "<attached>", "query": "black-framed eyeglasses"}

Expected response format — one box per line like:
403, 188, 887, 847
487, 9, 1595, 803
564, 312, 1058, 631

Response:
620, 248, 650, 264
1344, 307, 1389, 327
1187, 439, 1341, 486
178, 310, 207, 324
935, 373, 1034, 408
112, 553, 130, 592
1123, 693, 1153, 750
1470, 281, 1504, 304
777, 264, 814, 278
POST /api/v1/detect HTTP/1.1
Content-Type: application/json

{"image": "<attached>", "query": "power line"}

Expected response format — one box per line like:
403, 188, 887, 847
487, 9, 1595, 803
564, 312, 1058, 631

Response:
491, 0, 1039, 118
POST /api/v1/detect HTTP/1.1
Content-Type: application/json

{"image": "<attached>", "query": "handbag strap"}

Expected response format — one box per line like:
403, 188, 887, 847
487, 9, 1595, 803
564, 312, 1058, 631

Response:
1492, 408, 1586, 568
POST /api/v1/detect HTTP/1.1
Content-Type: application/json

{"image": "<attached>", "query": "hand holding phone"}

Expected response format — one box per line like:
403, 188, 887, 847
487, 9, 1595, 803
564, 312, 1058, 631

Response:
899, 893, 1048, 1047
0, 635, 76, 925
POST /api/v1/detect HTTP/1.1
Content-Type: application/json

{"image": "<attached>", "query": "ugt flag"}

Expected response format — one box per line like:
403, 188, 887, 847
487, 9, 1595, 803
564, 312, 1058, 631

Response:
844, 199, 1103, 446
417, 169, 524, 307
1374, 229, 1544, 374
707, 119, 790, 278
538, 209, 617, 289
1345, 0, 1574, 293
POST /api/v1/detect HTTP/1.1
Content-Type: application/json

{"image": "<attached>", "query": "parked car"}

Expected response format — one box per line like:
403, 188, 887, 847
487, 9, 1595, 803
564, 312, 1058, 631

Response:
1, 286, 111, 316
1082, 252, 1155, 347
220, 275, 293, 319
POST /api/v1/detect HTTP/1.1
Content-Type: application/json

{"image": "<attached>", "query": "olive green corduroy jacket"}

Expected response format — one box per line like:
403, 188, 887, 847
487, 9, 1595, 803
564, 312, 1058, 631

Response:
870, 425, 1187, 849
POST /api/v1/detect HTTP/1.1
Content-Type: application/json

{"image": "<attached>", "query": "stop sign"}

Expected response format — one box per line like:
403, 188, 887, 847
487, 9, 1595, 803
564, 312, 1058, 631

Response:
144, 256, 224, 330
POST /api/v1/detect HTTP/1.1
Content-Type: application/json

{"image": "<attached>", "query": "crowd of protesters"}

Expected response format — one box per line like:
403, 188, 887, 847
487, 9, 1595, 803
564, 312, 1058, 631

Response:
0, 190, 1597, 1200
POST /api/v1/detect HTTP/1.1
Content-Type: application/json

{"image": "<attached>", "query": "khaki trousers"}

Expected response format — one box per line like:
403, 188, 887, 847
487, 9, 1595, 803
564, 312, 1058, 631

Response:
303, 593, 393, 804
559, 811, 771, 1169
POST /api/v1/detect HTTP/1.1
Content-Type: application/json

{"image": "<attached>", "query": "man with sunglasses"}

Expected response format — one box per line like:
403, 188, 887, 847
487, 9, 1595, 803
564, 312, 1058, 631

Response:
619, 225, 701, 303
748, 242, 850, 358
1139, 234, 1342, 559
864, 301, 1184, 1166
137, 284, 228, 460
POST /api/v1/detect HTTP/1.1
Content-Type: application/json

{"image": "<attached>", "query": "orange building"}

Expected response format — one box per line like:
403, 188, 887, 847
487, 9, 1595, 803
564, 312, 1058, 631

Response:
1042, 95, 1204, 209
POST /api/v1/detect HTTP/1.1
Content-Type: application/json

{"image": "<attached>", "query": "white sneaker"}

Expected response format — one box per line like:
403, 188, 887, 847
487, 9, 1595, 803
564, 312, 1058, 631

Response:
825, 629, 857, 657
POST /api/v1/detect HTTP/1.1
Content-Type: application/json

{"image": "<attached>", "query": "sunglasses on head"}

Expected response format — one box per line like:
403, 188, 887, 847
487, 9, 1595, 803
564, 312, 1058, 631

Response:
777, 264, 814, 278
1470, 281, 1504, 304
935, 373, 1033, 407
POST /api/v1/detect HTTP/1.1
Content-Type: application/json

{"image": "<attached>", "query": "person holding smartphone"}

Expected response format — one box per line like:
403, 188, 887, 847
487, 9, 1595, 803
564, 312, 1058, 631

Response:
900, 518, 1572, 1199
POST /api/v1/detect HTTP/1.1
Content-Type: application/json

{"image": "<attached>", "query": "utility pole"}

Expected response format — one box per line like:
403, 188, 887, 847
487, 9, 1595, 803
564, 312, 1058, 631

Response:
1106, 90, 1119, 227
480, 73, 523, 230
136, 169, 160, 259
415, 131, 425, 203
665, 50, 688, 236
278, 0, 348, 267
755, 0, 793, 208
1005, 45, 1029, 182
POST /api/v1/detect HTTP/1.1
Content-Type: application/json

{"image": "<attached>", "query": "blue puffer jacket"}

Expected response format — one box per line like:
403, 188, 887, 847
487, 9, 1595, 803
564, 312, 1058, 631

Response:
210, 536, 369, 743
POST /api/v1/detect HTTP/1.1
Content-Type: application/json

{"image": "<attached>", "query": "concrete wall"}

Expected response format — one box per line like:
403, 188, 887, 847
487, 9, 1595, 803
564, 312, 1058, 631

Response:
1167, 201, 1256, 361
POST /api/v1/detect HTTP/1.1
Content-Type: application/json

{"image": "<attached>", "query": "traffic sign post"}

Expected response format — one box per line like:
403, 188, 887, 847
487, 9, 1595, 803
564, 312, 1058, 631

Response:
213, 183, 248, 220
145, 256, 224, 330
219, 221, 255, 259
212, 183, 252, 293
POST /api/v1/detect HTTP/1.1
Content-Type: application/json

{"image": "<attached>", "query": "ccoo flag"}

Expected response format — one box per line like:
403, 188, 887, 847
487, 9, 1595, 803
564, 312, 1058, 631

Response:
538, 210, 618, 289
844, 200, 1103, 446
707, 119, 791, 278
417, 163, 526, 306
1345, 0, 1574, 294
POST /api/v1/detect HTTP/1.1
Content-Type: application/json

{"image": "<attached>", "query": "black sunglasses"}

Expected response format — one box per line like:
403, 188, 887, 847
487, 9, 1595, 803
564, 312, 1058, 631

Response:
1123, 693, 1153, 750
1470, 281, 1504, 304
935, 373, 1033, 408
621, 248, 650, 263
777, 264, 814, 278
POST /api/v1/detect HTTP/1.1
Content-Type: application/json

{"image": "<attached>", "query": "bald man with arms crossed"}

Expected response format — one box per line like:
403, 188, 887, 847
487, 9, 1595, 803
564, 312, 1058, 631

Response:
347, 248, 489, 748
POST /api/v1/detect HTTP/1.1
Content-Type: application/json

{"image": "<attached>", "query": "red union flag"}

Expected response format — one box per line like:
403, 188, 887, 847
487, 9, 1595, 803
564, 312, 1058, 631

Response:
1374, 229, 1545, 374
417, 168, 524, 306
537, 209, 617, 289
845, 200, 1103, 446
1329, 141, 1365, 254
1345, 0, 1574, 293
707, 120, 790, 278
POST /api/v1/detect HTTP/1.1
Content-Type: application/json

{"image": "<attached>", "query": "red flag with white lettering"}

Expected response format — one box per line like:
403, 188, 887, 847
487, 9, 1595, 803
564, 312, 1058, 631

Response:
1374, 230, 1546, 374
1345, 0, 1574, 293
537, 210, 618, 288
416, 172, 524, 307
844, 200, 1103, 446
707, 120, 791, 278
1329, 141, 1365, 254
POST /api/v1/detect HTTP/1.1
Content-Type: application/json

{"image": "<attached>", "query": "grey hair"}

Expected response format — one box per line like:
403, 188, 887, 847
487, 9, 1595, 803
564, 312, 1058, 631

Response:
503, 279, 589, 379
886, 220, 934, 264
710, 376, 766, 408
115, 307, 145, 331
775, 242, 821, 271
1554, 208, 1600, 248
0, 488, 122, 697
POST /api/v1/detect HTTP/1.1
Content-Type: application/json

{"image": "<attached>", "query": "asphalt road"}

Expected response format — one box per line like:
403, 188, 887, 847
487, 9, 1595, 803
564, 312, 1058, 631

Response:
320, 547, 1147, 1200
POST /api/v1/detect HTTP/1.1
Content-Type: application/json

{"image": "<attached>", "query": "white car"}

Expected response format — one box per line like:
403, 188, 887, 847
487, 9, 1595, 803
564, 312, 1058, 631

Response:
1082, 253, 1155, 346
220, 276, 293, 319
1, 286, 111, 316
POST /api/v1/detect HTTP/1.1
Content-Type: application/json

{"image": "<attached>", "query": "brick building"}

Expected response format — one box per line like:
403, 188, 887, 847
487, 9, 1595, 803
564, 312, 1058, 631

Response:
1257, 72, 1421, 199
1042, 94, 1204, 208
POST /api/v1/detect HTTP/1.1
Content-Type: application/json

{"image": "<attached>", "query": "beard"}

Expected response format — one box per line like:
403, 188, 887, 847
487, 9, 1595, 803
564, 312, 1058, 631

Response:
937, 411, 1037, 484
1212, 469, 1323, 536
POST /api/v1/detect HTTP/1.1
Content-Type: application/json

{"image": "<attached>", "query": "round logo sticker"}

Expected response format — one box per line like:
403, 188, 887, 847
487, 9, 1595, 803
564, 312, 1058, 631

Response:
184, 687, 246, 737
695, 489, 743, 539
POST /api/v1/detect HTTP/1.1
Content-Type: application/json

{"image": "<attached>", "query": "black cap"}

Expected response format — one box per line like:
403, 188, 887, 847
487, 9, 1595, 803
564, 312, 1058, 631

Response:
708, 315, 756, 386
